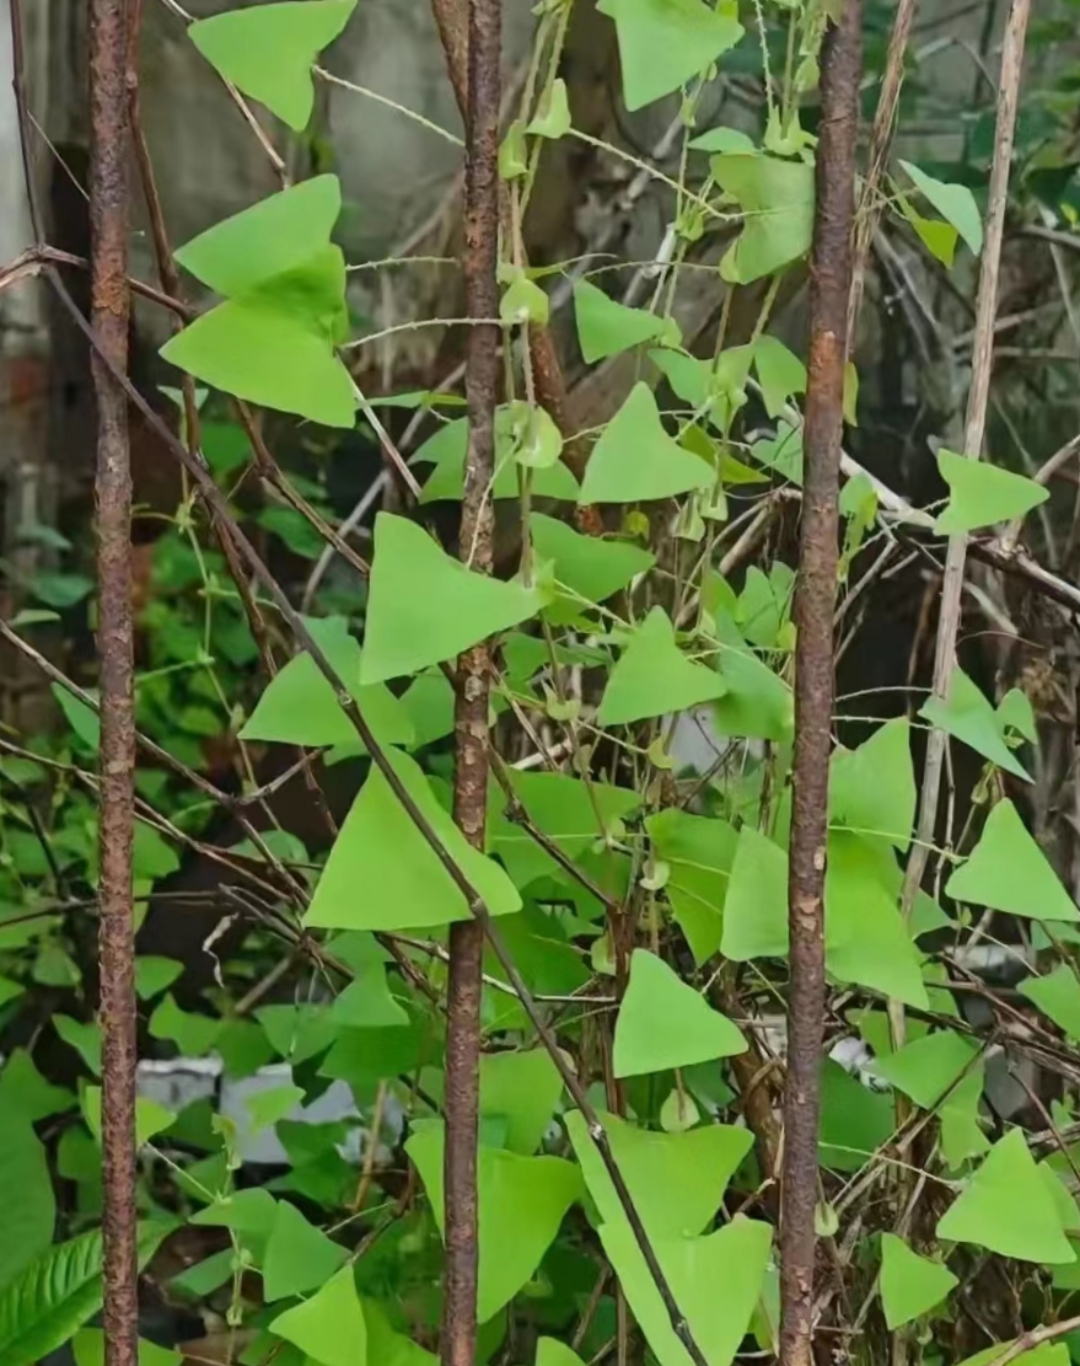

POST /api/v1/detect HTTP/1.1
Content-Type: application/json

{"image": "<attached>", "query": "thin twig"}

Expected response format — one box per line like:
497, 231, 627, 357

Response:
780, 8, 860, 1366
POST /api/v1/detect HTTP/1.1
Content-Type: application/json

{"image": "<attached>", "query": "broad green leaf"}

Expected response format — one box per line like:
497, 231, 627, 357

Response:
0, 977, 23, 1009
257, 1003, 337, 1065
688, 126, 755, 153
711, 615, 793, 741
933, 449, 1048, 535
899, 195, 959, 267
362, 1297, 438, 1366
958, 1346, 1069, 1366
818, 1059, 895, 1172
0, 1222, 173, 1366
646, 810, 738, 964
54, 1017, 102, 1077
720, 825, 788, 961
52, 686, 100, 750
190, 2, 356, 130
149, 995, 222, 1055
920, 668, 1031, 781
613, 949, 745, 1077
824, 834, 928, 1009
480, 1048, 564, 1155
829, 717, 916, 852
416, 415, 580, 504
573, 280, 669, 362
870, 1030, 981, 1121
530, 512, 654, 610
73, 1331, 179, 1366
192, 1189, 279, 1244
134, 956, 183, 1001
939, 1068, 990, 1169
900, 162, 983, 256
161, 269, 356, 429
408, 1120, 581, 1322
596, 0, 743, 111
879, 1233, 957, 1329
360, 514, 540, 684
712, 154, 815, 283
0, 1118, 54, 1289
752, 335, 806, 419
246, 1085, 305, 1134
565, 1108, 751, 1239
527, 79, 572, 139
538, 1341, 586, 1366
937, 1129, 1075, 1263
82, 1087, 174, 1149
997, 687, 1037, 742
0, 1051, 73, 1121
240, 618, 414, 749
175, 176, 342, 296
332, 964, 409, 1029
598, 608, 725, 727
650, 348, 711, 408
1019, 965, 1080, 1039
305, 746, 521, 931
263, 1200, 348, 1301
600, 1216, 771, 1366
270, 1265, 367, 1366
579, 384, 716, 505
399, 670, 457, 747
946, 799, 1079, 922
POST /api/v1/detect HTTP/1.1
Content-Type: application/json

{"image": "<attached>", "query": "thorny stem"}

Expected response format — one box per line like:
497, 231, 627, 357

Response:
89, 0, 139, 1361
779, 7, 860, 1366
440, 0, 502, 1357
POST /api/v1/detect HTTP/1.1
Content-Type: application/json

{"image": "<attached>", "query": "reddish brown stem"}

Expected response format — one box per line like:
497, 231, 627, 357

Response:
89, 0, 139, 1363
440, 0, 502, 1362
779, 7, 861, 1366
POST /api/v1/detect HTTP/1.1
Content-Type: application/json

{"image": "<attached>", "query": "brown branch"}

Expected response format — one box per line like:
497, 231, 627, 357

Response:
441, 0, 502, 1359
780, 8, 861, 1366
89, 0, 138, 1361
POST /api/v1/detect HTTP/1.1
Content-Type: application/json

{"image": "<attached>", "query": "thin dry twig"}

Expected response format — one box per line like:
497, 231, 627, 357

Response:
780, 8, 860, 1366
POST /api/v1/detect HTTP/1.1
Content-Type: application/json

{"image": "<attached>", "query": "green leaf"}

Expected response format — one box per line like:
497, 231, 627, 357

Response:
192, 1189, 278, 1246
480, 1048, 564, 1155
263, 1201, 348, 1301
712, 154, 815, 283
946, 799, 1079, 922
752, 335, 806, 419
599, 1216, 771, 1366
899, 195, 959, 267
54, 1017, 102, 1077
240, 617, 414, 750
134, 956, 183, 1001
149, 995, 222, 1055
161, 264, 356, 429
613, 949, 745, 1077
711, 615, 793, 741
0, 1222, 173, 1366
596, 0, 743, 111
936, 1129, 1075, 1263
920, 667, 1031, 781
598, 608, 725, 727
1019, 965, 1080, 1039
829, 718, 916, 852
73, 1330, 179, 1366
416, 416, 580, 504
360, 514, 540, 684
246, 1085, 305, 1134
688, 126, 755, 153
270, 1265, 367, 1366
997, 688, 1037, 743
530, 512, 654, 612
407, 1120, 581, 1323
879, 1233, 958, 1329
52, 686, 100, 751
646, 810, 738, 965
578, 384, 716, 505
537, 1341, 587, 1366
900, 162, 983, 256
190, 2, 356, 130
573, 280, 669, 362
869, 1030, 987, 1164
305, 746, 521, 931
721, 826, 789, 961
82, 1087, 175, 1149
818, 1058, 895, 1172
0, 1052, 73, 1122
958, 1346, 1069, 1366
175, 176, 342, 296
0, 1117, 54, 1289
933, 449, 1049, 535
527, 78, 572, 139
565, 1108, 751, 1240
332, 961, 409, 1029
257, 1003, 337, 1065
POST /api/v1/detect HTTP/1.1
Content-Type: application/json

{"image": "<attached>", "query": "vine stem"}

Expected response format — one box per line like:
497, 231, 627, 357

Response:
779, 7, 860, 1366
441, 0, 502, 1358
89, 0, 139, 1362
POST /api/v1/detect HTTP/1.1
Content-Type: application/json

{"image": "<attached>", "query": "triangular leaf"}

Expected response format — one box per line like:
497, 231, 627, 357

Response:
946, 799, 1079, 923
270, 1265, 367, 1366
262, 1201, 348, 1301
190, 2, 356, 131
1018, 965, 1080, 1040
721, 825, 789, 961
480, 1049, 564, 1155
579, 384, 716, 505
712, 154, 815, 283
0, 1116, 54, 1289
573, 280, 669, 362
879, 1233, 958, 1329
936, 1129, 1075, 1263
596, 0, 744, 111
934, 449, 1048, 535
416, 415, 579, 504
829, 717, 916, 853
613, 949, 745, 1077
752, 334, 806, 419
646, 809, 738, 965
360, 514, 540, 684
900, 162, 983, 256
920, 668, 1031, 781
598, 608, 725, 727
530, 512, 655, 612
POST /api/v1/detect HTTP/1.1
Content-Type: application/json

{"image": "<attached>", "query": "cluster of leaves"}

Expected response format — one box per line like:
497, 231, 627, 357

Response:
2, 3, 1080, 1366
